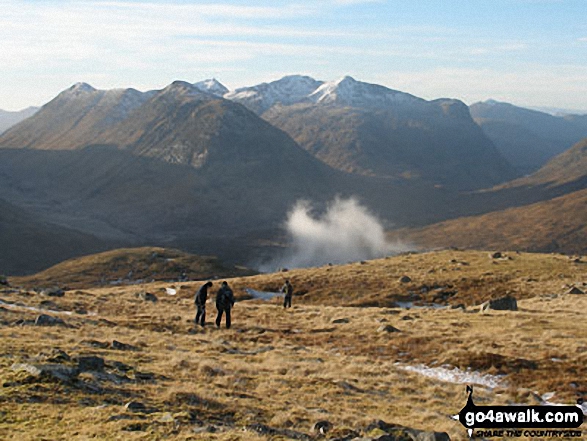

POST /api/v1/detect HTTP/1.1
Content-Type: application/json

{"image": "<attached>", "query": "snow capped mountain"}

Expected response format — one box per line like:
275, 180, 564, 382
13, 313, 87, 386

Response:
308, 76, 421, 108
224, 75, 323, 114
193, 79, 229, 96
67, 82, 97, 95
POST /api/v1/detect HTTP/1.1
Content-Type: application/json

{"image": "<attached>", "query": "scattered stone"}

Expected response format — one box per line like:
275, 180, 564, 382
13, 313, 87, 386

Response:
157, 412, 175, 423
43, 287, 65, 297
42, 348, 71, 363
566, 287, 584, 295
11, 363, 79, 383
124, 401, 147, 413
38, 300, 62, 310
332, 318, 350, 324
481, 295, 518, 312
134, 371, 156, 382
111, 340, 139, 351
377, 325, 401, 333
76, 356, 105, 372
313, 420, 333, 435
34, 314, 66, 326
490, 252, 503, 259
399, 275, 411, 283
136, 291, 157, 302
122, 423, 148, 432
0, 276, 8, 286
451, 304, 466, 310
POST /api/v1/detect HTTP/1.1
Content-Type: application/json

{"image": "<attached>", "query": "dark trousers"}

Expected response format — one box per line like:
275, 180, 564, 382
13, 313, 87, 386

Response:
216, 308, 231, 329
284, 295, 292, 308
195, 305, 206, 326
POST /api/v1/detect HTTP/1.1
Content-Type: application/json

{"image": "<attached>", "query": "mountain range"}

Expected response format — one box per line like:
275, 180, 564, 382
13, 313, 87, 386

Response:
1, 75, 586, 274
0, 106, 38, 134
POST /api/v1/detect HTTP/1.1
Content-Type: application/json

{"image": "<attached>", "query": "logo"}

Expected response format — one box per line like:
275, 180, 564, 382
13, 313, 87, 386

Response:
454, 386, 584, 438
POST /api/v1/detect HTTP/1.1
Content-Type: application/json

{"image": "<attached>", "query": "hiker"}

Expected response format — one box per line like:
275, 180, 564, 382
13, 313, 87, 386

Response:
281, 279, 293, 308
215, 281, 235, 329
194, 281, 213, 327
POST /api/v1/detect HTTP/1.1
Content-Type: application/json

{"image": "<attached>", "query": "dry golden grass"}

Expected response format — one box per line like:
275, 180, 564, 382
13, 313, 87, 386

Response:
1, 250, 586, 440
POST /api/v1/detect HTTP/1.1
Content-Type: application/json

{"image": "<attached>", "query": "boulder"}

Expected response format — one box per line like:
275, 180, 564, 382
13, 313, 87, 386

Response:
111, 340, 139, 351
44, 287, 65, 297
481, 295, 517, 312
34, 314, 67, 326
567, 287, 584, 295
490, 252, 503, 259
11, 363, 79, 383
313, 420, 333, 435
377, 325, 401, 333
137, 291, 158, 302
0, 275, 9, 286
76, 355, 105, 372
399, 275, 412, 283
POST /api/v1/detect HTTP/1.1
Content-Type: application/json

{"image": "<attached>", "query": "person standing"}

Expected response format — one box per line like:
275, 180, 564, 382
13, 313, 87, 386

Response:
215, 281, 235, 329
195, 281, 213, 327
281, 279, 293, 308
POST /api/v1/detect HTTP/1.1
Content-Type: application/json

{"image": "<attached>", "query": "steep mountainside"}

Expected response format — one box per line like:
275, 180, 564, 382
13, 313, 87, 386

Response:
0, 197, 114, 276
470, 100, 587, 174
0, 107, 38, 134
255, 76, 515, 190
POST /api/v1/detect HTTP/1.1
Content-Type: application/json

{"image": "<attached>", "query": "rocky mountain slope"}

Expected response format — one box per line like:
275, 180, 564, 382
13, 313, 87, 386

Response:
233, 76, 516, 190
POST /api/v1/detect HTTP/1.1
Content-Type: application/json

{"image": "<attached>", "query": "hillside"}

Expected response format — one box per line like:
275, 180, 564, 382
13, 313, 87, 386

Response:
1, 250, 586, 440
470, 100, 587, 174
0, 197, 114, 276
395, 189, 587, 255
10, 247, 257, 289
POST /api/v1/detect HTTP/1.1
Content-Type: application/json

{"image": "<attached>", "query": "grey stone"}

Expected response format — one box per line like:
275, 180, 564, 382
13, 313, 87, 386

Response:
111, 340, 139, 351
377, 324, 401, 333
124, 401, 147, 412
567, 287, 584, 295
313, 420, 333, 435
137, 291, 158, 302
399, 275, 412, 283
34, 314, 66, 326
11, 363, 79, 383
482, 295, 518, 311
76, 355, 105, 372
332, 318, 350, 324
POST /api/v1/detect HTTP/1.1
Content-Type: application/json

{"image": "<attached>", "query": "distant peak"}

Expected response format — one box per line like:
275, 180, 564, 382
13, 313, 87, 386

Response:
68, 82, 96, 93
336, 75, 357, 84
193, 78, 229, 96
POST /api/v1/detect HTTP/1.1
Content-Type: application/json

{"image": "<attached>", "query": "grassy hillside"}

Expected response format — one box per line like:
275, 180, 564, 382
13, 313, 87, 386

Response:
0, 250, 585, 440
395, 189, 587, 255
10, 247, 257, 289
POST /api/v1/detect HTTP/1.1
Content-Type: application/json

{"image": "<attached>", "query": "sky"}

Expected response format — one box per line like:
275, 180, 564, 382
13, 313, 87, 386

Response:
1, 0, 586, 111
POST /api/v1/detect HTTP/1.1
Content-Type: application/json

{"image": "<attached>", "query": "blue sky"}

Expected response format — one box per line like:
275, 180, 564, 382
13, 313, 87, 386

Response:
1, 0, 586, 111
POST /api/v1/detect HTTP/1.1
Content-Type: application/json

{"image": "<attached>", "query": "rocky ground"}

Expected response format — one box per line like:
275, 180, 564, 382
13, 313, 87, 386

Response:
0, 250, 586, 440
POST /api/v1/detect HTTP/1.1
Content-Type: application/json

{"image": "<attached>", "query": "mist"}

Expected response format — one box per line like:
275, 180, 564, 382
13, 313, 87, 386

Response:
261, 197, 411, 271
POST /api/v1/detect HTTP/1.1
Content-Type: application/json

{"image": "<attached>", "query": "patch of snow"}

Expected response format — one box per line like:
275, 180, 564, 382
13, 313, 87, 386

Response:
396, 363, 504, 389
0, 299, 95, 317
165, 288, 177, 296
193, 79, 229, 96
224, 75, 323, 113
244, 288, 281, 301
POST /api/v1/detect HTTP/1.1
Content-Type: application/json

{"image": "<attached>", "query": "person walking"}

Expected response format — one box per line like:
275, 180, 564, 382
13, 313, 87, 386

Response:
281, 279, 293, 308
194, 281, 213, 327
215, 281, 235, 329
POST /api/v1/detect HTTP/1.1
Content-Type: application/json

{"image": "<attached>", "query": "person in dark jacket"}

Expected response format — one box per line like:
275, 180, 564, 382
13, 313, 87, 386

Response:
194, 281, 213, 327
215, 281, 235, 329
281, 279, 293, 308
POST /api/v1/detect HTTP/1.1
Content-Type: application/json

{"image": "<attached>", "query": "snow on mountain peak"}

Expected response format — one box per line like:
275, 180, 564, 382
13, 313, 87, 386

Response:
224, 75, 324, 114
68, 82, 97, 94
193, 79, 229, 97
309, 76, 418, 107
